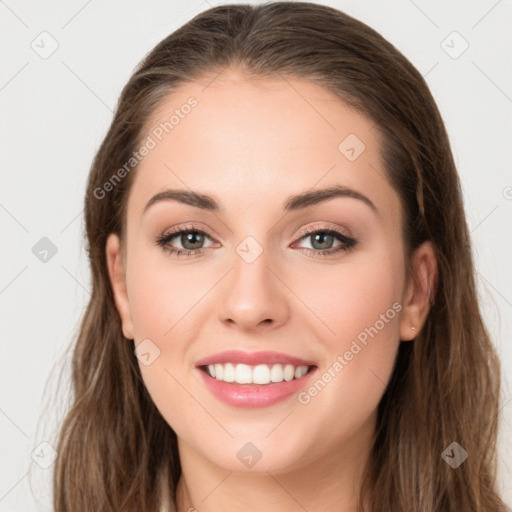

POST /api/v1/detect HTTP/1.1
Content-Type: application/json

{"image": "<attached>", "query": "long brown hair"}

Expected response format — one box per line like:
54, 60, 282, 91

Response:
51, 2, 509, 511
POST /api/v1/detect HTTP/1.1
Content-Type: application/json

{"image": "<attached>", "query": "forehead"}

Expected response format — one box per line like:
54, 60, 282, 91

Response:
127, 70, 399, 223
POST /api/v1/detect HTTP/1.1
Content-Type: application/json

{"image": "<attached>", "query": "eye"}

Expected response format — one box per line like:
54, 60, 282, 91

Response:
292, 227, 357, 257
155, 225, 215, 257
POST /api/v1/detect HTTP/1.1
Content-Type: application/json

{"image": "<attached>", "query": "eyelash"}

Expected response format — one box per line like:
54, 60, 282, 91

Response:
154, 224, 357, 258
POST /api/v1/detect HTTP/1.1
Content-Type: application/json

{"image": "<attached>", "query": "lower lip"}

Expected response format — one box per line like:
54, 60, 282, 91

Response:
197, 366, 318, 408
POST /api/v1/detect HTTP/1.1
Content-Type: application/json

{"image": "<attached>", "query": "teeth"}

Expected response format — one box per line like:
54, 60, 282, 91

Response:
223, 363, 235, 382
295, 366, 307, 378
253, 364, 271, 384
205, 363, 311, 384
235, 363, 252, 384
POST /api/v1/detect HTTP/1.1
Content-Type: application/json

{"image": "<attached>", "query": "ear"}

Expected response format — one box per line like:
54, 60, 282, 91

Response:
106, 233, 134, 340
399, 241, 437, 341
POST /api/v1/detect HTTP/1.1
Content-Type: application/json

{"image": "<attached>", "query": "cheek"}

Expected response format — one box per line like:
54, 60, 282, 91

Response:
299, 252, 402, 377
294, 252, 404, 432
302, 250, 404, 346
125, 247, 204, 431
125, 245, 211, 341
125, 247, 212, 422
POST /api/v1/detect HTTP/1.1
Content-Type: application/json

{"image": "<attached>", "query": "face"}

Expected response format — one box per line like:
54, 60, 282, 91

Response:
106, 69, 434, 475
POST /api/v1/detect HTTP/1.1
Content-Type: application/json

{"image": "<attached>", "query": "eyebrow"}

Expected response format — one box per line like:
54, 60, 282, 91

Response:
142, 184, 378, 215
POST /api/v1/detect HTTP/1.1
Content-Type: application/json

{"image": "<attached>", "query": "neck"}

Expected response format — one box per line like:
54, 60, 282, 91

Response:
174, 412, 376, 512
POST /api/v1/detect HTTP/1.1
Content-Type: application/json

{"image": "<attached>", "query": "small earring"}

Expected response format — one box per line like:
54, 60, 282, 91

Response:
411, 326, 416, 332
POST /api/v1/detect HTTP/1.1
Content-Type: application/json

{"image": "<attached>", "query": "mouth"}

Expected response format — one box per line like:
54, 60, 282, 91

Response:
195, 351, 319, 408
199, 362, 317, 385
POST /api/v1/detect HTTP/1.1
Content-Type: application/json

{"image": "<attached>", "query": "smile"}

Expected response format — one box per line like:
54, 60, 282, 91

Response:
195, 350, 319, 408
201, 362, 314, 384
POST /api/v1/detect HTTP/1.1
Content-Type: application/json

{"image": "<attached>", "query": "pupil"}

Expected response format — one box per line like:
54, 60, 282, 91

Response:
312, 233, 333, 250
182, 232, 204, 250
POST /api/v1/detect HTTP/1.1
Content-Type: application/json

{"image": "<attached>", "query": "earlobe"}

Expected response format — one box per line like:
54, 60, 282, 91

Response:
399, 241, 438, 341
105, 233, 134, 340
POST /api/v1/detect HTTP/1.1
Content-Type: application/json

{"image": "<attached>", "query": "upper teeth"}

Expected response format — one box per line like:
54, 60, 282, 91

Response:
206, 363, 310, 384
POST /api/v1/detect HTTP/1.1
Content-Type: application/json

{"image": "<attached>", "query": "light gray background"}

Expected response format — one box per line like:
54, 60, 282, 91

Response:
1, 0, 511, 510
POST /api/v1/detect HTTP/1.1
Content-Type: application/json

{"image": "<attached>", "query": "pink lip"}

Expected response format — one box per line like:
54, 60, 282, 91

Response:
195, 349, 316, 367
196, 365, 318, 408
194, 350, 318, 408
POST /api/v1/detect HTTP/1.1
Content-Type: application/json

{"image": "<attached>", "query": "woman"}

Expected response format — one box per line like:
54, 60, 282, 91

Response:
52, 2, 509, 511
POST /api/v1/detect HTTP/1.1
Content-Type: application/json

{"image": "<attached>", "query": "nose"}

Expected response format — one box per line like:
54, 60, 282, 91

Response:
218, 243, 290, 332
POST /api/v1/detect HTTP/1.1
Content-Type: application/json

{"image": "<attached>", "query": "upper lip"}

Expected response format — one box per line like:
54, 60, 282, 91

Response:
195, 350, 317, 368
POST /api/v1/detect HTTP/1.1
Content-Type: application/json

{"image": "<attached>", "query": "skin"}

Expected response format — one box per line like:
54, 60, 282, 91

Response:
106, 69, 437, 512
